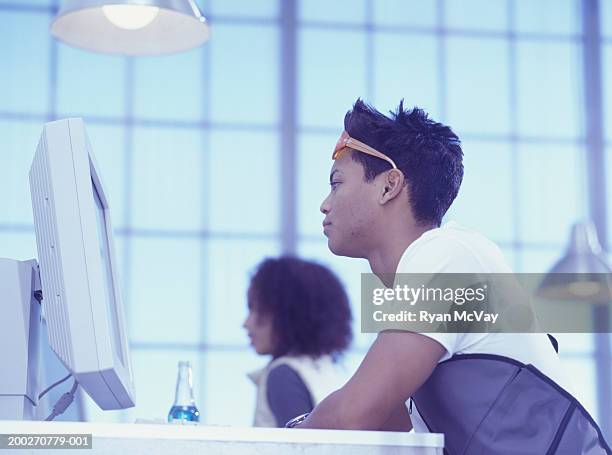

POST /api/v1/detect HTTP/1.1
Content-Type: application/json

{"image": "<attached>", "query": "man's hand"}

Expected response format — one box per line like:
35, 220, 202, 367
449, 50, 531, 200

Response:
298, 331, 444, 430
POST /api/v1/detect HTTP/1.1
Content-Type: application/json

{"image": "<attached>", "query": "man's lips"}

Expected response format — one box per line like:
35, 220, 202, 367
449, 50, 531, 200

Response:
323, 221, 331, 235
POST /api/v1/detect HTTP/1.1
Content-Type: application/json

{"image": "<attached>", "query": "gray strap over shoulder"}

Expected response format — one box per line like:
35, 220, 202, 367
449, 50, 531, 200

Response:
412, 354, 611, 455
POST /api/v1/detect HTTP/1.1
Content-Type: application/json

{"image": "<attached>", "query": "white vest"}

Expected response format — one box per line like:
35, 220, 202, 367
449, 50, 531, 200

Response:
247, 355, 347, 427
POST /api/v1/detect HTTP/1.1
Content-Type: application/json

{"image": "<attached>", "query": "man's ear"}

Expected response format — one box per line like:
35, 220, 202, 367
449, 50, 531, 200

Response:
380, 169, 405, 205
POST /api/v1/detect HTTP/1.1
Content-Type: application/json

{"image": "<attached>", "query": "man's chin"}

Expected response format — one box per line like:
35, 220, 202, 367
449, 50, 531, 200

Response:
327, 238, 362, 258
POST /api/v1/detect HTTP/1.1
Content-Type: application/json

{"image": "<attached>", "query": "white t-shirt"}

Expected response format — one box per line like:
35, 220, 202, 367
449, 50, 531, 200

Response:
394, 221, 574, 432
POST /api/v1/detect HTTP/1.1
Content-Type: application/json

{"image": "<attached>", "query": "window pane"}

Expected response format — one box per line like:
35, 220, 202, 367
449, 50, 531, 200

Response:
607, 147, 612, 243
209, 24, 278, 125
444, 0, 508, 31
208, 130, 280, 234
0, 1, 52, 5
297, 132, 337, 237
374, 33, 440, 119
131, 127, 203, 231
516, 41, 583, 138
298, 240, 375, 350
598, 0, 612, 38
446, 141, 514, 243
373, 0, 436, 28
299, 29, 366, 128
518, 247, 563, 273
299, 0, 366, 24
341, 350, 367, 377
81, 390, 129, 423
128, 237, 202, 344
514, 0, 580, 35
206, 0, 278, 19
552, 333, 594, 354
86, 124, 127, 228
516, 144, 585, 245
205, 239, 280, 345
601, 46, 612, 141
446, 37, 510, 135
202, 350, 264, 425
133, 48, 203, 121
0, 11, 50, 114
0, 120, 42, 225
559, 356, 598, 420
499, 246, 519, 271
56, 44, 126, 118
0, 230, 37, 261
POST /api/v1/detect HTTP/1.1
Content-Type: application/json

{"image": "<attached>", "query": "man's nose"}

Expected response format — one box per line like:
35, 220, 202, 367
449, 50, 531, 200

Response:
320, 194, 331, 214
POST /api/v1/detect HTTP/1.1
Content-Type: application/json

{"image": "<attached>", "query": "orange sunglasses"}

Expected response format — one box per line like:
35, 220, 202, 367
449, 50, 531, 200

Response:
332, 130, 398, 170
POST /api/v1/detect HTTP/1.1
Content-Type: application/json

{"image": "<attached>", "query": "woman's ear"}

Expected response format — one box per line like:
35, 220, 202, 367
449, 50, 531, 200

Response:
380, 169, 405, 205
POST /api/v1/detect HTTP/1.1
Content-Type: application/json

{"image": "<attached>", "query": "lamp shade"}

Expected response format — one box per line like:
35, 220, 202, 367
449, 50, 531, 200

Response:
537, 221, 612, 302
51, 0, 210, 56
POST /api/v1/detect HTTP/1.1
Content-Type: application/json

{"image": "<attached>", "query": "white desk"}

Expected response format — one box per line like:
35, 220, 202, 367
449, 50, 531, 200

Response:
0, 420, 444, 454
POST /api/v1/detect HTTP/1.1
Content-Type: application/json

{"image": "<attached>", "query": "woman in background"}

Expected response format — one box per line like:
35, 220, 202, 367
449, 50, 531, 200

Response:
244, 256, 353, 427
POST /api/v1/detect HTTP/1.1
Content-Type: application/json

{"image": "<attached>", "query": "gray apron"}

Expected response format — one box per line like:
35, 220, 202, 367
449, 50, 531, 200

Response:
412, 349, 611, 454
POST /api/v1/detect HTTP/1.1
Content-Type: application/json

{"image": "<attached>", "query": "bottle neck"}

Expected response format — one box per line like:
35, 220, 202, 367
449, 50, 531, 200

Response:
174, 363, 196, 406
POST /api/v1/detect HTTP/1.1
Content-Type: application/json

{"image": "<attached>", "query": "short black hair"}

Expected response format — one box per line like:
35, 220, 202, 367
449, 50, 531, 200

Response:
344, 99, 463, 227
248, 257, 352, 358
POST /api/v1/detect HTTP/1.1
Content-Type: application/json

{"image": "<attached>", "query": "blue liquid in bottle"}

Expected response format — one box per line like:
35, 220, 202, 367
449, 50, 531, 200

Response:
168, 361, 200, 423
168, 405, 200, 422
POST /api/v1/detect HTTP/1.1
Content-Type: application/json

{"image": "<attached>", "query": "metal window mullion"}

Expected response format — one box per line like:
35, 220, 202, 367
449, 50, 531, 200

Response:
581, 0, 611, 440
280, 0, 298, 254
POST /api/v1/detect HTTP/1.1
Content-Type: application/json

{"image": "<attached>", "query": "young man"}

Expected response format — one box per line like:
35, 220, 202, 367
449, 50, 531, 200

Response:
295, 100, 611, 454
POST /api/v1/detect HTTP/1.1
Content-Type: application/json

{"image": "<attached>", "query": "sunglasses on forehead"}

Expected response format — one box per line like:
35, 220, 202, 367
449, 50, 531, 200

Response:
332, 130, 398, 170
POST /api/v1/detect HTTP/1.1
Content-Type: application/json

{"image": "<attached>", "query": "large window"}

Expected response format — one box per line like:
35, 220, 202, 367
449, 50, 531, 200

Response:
0, 0, 608, 431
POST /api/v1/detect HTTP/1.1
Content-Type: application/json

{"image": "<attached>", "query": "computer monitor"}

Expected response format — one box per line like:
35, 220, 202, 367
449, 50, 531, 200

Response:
29, 118, 135, 411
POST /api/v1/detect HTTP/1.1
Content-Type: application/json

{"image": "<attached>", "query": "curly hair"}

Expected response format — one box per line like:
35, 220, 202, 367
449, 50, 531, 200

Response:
248, 256, 353, 358
344, 99, 464, 227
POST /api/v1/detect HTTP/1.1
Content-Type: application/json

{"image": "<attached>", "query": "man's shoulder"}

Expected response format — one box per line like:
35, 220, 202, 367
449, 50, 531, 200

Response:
398, 222, 508, 274
424, 222, 498, 249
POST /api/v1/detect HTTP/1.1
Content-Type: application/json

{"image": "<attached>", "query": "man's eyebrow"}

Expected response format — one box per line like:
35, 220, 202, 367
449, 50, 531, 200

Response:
329, 169, 340, 182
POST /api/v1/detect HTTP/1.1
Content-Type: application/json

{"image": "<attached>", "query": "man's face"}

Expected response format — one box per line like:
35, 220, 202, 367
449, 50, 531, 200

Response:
320, 152, 382, 258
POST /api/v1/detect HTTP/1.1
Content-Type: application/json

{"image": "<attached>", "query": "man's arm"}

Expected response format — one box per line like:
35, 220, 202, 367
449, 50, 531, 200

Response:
380, 402, 413, 432
297, 331, 445, 430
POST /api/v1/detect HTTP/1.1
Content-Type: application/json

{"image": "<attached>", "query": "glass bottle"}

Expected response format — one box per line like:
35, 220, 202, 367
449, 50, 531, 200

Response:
168, 360, 200, 423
